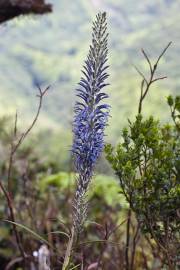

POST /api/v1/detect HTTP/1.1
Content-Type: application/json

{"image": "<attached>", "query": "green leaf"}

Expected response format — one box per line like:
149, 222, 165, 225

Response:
69, 264, 81, 270
47, 231, 70, 239
3, 220, 50, 247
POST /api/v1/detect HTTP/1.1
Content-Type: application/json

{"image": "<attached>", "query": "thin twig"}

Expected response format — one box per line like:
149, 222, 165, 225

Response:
0, 181, 25, 261
130, 222, 140, 270
96, 223, 109, 270
125, 208, 131, 270
155, 42, 172, 67
133, 64, 148, 85
136, 43, 172, 114
0, 85, 50, 266
151, 76, 167, 83
141, 49, 153, 73
11, 85, 50, 155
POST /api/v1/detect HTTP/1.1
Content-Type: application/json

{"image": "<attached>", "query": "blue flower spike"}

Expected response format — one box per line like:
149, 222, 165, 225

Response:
72, 12, 110, 232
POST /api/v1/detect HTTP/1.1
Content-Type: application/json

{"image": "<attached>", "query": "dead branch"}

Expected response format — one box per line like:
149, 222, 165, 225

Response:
136, 42, 172, 114
0, 85, 50, 265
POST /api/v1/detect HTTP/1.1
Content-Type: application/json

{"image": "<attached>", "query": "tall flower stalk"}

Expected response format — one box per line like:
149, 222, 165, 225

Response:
62, 12, 109, 269
72, 12, 109, 232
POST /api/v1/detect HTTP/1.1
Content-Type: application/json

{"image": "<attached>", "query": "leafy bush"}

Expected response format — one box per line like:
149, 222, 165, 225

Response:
105, 94, 180, 267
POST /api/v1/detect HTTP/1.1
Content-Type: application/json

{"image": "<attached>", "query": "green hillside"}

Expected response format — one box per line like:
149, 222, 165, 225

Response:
0, 0, 179, 142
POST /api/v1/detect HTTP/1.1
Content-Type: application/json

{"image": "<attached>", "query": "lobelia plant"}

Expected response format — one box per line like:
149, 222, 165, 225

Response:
72, 12, 110, 233
62, 12, 110, 270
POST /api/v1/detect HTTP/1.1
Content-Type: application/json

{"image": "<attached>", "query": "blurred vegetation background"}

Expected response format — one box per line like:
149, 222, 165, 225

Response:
0, 0, 179, 151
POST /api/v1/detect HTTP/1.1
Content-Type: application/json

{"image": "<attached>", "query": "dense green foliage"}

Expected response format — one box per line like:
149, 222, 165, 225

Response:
105, 96, 180, 267
0, 0, 180, 141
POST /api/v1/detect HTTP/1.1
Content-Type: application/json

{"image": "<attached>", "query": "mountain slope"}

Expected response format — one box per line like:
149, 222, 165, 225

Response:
0, 0, 179, 141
